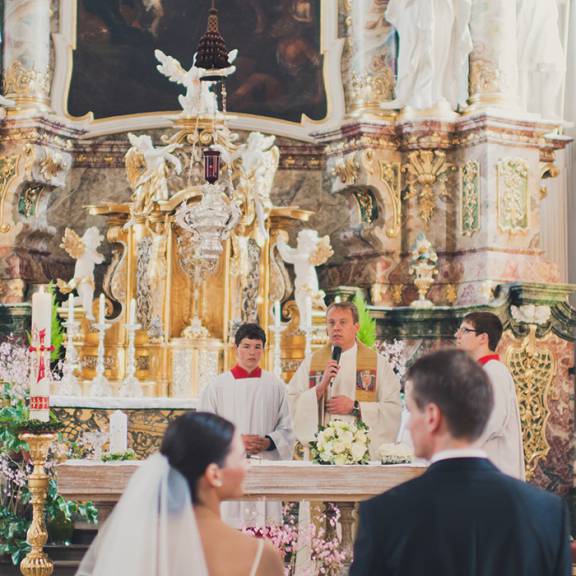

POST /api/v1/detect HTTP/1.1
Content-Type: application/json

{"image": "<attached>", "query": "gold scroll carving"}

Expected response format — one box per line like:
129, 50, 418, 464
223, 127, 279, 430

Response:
3, 60, 50, 98
497, 158, 529, 234
461, 161, 480, 236
0, 154, 20, 233
332, 157, 359, 185
403, 150, 453, 224
505, 326, 555, 479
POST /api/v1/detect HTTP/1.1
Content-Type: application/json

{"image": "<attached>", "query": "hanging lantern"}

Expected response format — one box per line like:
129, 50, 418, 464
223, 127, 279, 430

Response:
194, 1, 231, 82
204, 149, 221, 183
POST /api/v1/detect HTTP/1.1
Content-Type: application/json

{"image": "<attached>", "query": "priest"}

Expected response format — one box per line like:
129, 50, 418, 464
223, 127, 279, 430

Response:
287, 301, 401, 459
200, 323, 294, 528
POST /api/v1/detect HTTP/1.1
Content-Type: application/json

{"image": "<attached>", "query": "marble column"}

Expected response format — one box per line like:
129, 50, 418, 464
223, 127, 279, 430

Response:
468, 0, 518, 110
340, 0, 396, 118
3, 0, 52, 112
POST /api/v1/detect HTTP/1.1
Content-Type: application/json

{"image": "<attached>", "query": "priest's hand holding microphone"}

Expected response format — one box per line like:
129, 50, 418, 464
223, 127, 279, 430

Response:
316, 345, 355, 415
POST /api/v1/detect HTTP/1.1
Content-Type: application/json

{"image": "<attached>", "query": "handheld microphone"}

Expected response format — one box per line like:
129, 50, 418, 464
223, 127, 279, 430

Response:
332, 345, 342, 364
329, 345, 342, 388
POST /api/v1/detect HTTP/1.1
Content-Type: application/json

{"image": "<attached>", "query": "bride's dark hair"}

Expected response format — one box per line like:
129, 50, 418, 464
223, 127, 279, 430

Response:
160, 412, 236, 503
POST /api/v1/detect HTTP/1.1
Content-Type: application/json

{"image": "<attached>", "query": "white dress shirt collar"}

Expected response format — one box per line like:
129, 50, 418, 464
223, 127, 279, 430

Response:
430, 448, 487, 464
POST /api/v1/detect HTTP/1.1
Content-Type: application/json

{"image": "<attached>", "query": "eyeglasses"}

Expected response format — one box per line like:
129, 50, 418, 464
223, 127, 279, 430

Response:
456, 327, 478, 335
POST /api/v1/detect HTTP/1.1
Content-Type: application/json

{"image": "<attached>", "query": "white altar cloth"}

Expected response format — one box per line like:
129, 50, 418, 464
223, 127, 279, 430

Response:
50, 395, 199, 410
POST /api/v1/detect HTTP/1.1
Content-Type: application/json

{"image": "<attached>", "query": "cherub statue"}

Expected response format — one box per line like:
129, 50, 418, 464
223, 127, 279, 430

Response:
125, 133, 182, 221
57, 227, 105, 320
154, 49, 238, 116
214, 131, 279, 247
276, 229, 333, 332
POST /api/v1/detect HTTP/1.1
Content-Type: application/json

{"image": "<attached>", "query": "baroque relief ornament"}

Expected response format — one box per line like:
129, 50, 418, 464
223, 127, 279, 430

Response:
497, 158, 529, 234
461, 161, 480, 236
505, 325, 554, 480
402, 150, 453, 225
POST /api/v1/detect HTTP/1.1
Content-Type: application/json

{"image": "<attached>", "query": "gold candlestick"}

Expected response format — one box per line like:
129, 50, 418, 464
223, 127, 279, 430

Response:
19, 433, 56, 576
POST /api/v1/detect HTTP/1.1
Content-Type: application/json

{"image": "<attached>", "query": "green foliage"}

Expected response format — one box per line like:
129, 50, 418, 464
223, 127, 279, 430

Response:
101, 449, 137, 462
47, 282, 64, 362
353, 292, 377, 349
0, 385, 98, 565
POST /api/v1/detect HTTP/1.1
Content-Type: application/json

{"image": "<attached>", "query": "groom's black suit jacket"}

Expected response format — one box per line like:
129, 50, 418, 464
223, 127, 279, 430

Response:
349, 458, 571, 576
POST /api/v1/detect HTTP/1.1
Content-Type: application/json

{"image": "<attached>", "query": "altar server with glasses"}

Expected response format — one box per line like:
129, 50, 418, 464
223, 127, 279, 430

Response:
456, 311, 525, 479
200, 323, 294, 528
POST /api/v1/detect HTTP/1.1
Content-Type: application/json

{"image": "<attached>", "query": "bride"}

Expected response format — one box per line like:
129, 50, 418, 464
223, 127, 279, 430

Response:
76, 412, 284, 576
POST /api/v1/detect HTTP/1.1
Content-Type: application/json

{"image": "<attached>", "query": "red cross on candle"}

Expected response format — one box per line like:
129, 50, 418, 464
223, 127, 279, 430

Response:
29, 329, 55, 382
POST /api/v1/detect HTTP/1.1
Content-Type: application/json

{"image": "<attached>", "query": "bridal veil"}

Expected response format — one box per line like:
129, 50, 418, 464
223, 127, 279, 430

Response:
76, 453, 209, 576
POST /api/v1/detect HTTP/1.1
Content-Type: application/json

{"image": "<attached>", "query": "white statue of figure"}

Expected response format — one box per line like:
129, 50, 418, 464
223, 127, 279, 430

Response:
154, 49, 238, 116
125, 133, 182, 219
383, 0, 472, 111
517, 0, 565, 119
57, 227, 105, 320
214, 131, 279, 247
276, 229, 333, 332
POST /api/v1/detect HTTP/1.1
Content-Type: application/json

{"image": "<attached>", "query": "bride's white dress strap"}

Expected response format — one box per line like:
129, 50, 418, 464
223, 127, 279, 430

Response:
249, 539, 265, 576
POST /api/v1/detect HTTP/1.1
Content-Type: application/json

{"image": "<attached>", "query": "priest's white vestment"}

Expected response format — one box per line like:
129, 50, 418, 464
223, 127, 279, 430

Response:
287, 343, 401, 459
200, 370, 294, 528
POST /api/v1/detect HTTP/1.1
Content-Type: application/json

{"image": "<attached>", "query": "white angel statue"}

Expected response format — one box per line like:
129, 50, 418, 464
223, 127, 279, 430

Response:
214, 131, 279, 246
125, 133, 182, 220
154, 49, 238, 117
276, 229, 334, 332
57, 227, 105, 320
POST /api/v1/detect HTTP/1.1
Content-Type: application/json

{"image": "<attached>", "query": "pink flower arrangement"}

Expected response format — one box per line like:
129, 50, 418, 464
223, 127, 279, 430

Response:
243, 504, 346, 576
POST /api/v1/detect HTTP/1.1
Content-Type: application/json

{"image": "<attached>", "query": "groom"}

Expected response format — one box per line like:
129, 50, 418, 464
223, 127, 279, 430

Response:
350, 349, 570, 576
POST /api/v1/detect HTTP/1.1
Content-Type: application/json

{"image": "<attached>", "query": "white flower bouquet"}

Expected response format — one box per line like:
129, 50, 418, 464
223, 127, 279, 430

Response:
310, 419, 370, 465
379, 442, 413, 465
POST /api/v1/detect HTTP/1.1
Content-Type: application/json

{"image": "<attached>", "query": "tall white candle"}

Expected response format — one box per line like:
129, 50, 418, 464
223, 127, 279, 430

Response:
31, 287, 52, 346
129, 298, 136, 325
98, 294, 106, 324
306, 296, 313, 331
109, 410, 128, 454
30, 286, 52, 422
273, 300, 281, 332
68, 293, 74, 323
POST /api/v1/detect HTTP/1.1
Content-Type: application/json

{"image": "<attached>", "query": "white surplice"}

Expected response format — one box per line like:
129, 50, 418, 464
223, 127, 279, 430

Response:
287, 344, 401, 460
200, 370, 294, 528
476, 359, 526, 480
